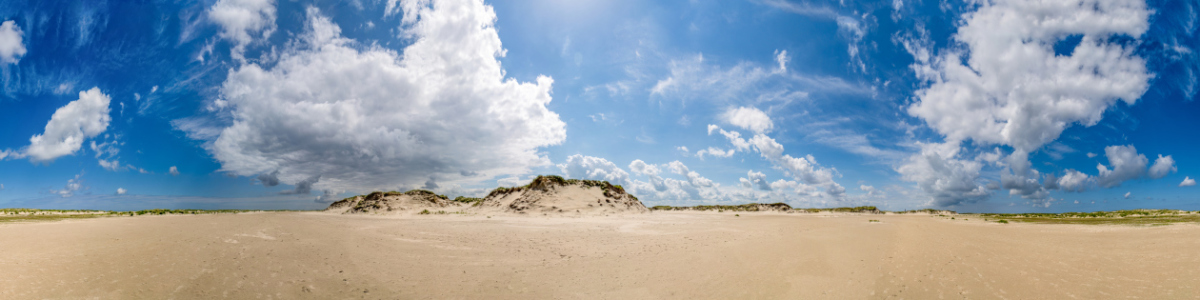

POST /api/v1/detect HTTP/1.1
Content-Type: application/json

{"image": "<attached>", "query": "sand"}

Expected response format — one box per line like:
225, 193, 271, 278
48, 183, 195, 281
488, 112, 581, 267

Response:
1, 212, 1199, 299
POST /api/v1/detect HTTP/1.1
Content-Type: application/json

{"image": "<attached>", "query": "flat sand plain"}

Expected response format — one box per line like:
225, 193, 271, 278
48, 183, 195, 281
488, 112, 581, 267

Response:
2, 212, 1199, 299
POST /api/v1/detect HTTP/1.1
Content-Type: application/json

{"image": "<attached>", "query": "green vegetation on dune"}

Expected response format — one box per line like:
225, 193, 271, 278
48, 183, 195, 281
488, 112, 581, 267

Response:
452, 196, 485, 207
484, 175, 633, 200
796, 206, 881, 213
651, 206, 1200, 226
2, 208, 108, 214
893, 208, 953, 214
398, 189, 449, 200
651, 203, 793, 212
650, 204, 882, 213
980, 209, 1191, 219
975, 209, 1200, 225
0, 208, 308, 223
0, 209, 110, 223
367, 190, 450, 200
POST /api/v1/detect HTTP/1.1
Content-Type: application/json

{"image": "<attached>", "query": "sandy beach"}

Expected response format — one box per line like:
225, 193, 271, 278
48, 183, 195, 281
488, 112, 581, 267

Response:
1, 212, 1198, 299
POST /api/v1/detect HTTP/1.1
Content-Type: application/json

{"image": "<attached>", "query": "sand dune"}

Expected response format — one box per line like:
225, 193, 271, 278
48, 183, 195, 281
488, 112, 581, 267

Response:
325, 190, 462, 214
477, 176, 647, 215
2, 212, 1199, 299
330, 175, 648, 216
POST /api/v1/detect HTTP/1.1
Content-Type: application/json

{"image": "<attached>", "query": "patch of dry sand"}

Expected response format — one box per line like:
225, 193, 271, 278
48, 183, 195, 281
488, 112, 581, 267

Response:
1, 212, 1198, 299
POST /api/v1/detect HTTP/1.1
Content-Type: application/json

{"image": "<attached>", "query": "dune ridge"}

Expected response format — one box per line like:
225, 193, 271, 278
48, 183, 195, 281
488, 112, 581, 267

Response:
326, 175, 648, 215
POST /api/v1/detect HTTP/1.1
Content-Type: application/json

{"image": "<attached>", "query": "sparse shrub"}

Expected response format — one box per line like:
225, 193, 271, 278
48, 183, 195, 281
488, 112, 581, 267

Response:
419, 209, 430, 215
650, 203, 792, 212
453, 196, 484, 205
541, 175, 568, 185
486, 186, 525, 198
403, 189, 438, 197
610, 184, 626, 194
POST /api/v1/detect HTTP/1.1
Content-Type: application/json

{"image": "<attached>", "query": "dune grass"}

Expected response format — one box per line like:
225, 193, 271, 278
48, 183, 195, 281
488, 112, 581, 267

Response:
975, 210, 1200, 225
0, 208, 306, 223
796, 206, 881, 213
651, 203, 793, 212
452, 196, 485, 207
0, 212, 106, 223
893, 208, 956, 214
650, 204, 884, 213
486, 175, 633, 200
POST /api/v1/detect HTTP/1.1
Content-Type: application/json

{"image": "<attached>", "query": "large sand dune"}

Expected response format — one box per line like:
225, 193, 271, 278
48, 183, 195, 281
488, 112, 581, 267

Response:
2, 212, 1199, 299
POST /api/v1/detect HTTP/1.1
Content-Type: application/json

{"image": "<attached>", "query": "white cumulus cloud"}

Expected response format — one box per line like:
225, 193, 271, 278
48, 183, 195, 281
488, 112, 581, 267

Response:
573, 157, 730, 204
169, 166, 180, 176
185, 3, 566, 193
742, 170, 771, 191
24, 88, 112, 162
1096, 145, 1148, 188
859, 185, 879, 196
627, 160, 727, 203
711, 125, 844, 197
557, 155, 630, 185
1057, 169, 1092, 192
208, 0, 277, 61
1181, 176, 1196, 187
116, 187, 126, 195
496, 176, 528, 187
909, 0, 1151, 154
666, 161, 715, 188
52, 173, 84, 198
895, 142, 989, 206
628, 159, 660, 176
695, 147, 735, 159
1148, 155, 1177, 179
722, 106, 774, 134
902, 0, 1153, 201
98, 159, 122, 171
0, 20, 26, 64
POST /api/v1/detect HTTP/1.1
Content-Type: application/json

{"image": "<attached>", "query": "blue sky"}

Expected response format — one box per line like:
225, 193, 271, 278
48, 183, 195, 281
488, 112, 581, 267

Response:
0, 0, 1197, 212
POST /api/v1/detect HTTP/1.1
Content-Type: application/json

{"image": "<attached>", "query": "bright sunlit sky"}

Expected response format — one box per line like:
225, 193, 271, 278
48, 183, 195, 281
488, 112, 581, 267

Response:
1, 0, 1198, 212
